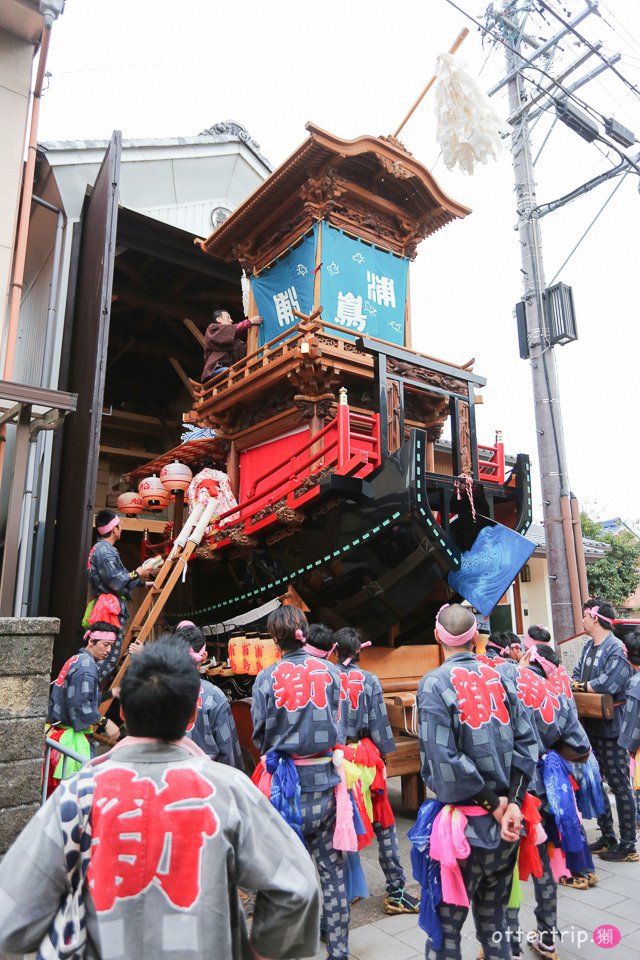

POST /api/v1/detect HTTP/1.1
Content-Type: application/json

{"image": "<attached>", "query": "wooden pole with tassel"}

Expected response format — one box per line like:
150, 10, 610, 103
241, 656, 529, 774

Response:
393, 27, 469, 138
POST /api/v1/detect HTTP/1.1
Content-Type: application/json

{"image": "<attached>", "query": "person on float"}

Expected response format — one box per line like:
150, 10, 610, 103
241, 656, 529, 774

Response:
571, 598, 636, 862
46, 621, 121, 796
251, 607, 352, 960
331, 625, 420, 916
413, 603, 538, 960
201, 308, 262, 381
618, 628, 640, 828
1, 638, 321, 960
174, 621, 243, 768
87, 509, 155, 679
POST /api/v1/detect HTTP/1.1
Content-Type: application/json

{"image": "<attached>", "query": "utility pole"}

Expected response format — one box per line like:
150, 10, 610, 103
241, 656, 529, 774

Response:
501, 11, 580, 642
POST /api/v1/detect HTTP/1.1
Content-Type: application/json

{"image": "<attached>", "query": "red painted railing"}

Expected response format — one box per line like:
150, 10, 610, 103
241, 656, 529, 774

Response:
211, 399, 381, 540
477, 439, 505, 484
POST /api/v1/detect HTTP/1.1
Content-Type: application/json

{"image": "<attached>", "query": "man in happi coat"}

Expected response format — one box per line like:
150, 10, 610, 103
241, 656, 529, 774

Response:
503, 642, 592, 960
46, 621, 121, 795
87, 509, 155, 678
251, 607, 351, 960
175, 622, 242, 768
416, 603, 538, 960
331, 625, 419, 915
0, 638, 321, 960
571, 598, 636, 862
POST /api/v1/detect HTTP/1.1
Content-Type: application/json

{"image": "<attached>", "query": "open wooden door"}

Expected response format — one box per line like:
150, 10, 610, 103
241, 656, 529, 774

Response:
47, 131, 122, 670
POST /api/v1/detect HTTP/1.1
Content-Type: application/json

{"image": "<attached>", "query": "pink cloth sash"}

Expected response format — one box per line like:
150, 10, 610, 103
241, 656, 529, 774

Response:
429, 804, 488, 907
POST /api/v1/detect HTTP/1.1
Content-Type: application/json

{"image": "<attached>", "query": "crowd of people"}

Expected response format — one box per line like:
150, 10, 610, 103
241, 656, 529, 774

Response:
0, 508, 639, 960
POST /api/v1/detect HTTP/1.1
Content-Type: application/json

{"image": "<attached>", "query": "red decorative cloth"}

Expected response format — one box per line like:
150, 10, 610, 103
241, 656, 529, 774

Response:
89, 593, 121, 628
518, 792, 544, 881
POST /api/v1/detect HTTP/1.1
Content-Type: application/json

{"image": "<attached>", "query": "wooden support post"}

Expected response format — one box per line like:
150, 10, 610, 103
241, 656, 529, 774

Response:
183, 318, 205, 347
512, 574, 524, 634
313, 221, 323, 311
404, 267, 412, 349
169, 357, 195, 397
426, 438, 435, 473
227, 442, 240, 499
173, 489, 184, 532
246, 284, 259, 355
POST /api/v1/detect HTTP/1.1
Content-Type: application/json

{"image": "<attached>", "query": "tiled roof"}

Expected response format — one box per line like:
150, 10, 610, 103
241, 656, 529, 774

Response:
525, 521, 610, 559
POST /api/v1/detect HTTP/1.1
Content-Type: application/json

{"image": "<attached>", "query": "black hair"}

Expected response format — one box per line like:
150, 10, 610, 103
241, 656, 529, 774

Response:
307, 623, 334, 653
95, 509, 118, 538
530, 643, 560, 667
623, 629, 640, 667
334, 626, 362, 664
267, 606, 308, 651
86, 621, 117, 645
583, 597, 617, 631
120, 635, 200, 740
488, 630, 518, 652
528, 624, 551, 644
174, 623, 207, 651
212, 308, 228, 323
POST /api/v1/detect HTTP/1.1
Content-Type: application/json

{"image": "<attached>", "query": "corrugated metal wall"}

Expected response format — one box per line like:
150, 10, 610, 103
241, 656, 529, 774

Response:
14, 245, 53, 386
141, 198, 229, 238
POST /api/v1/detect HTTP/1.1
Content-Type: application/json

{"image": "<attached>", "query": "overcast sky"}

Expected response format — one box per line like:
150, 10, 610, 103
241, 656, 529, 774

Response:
38, 0, 640, 526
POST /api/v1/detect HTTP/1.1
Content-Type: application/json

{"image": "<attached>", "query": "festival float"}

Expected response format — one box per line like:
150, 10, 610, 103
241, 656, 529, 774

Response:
109, 53, 538, 799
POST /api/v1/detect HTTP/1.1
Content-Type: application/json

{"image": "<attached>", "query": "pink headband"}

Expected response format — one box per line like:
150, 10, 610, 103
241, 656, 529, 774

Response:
435, 605, 478, 647
487, 639, 509, 654
97, 515, 120, 535
86, 630, 116, 643
343, 640, 371, 666
525, 626, 548, 650
189, 644, 207, 664
294, 628, 306, 643
176, 620, 196, 630
527, 645, 555, 678
584, 606, 614, 625
303, 642, 337, 658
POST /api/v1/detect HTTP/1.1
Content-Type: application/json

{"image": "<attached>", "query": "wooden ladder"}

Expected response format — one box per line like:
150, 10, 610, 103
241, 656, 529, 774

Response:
100, 499, 217, 713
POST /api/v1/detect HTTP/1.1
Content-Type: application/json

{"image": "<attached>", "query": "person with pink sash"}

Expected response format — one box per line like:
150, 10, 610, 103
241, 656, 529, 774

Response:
416, 604, 538, 960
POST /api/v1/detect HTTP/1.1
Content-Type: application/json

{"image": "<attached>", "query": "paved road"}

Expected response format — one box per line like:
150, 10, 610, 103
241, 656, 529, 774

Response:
308, 781, 639, 960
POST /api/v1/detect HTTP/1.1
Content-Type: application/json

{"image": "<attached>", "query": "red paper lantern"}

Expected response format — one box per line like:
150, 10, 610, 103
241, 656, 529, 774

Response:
138, 475, 172, 511
117, 492, 144, 517
160, 460, 192, 494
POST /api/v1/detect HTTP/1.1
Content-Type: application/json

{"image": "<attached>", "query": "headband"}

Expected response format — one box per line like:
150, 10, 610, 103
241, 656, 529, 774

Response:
176, 620, 196, 630
189, 643, 207, 664
303, 642, 337, 659
435, 605, 477, 647
86, 630, 116, 643
486, 639, 510, 654
524, 627, 548, 650
294, 628, 306, 644
527, 645, 556, 679
584, 606, 614, 625
343, 640, 371, 667
97, 515, 120, 535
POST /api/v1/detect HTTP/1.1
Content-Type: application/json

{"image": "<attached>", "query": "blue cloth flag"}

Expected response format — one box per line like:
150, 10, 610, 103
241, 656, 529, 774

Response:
320, 222, 408, 345
447, 522, 535, 617
251, 227, 317, 346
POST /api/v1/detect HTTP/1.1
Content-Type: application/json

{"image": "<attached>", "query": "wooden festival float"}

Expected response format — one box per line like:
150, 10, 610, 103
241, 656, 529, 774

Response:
113, 123, 535, 801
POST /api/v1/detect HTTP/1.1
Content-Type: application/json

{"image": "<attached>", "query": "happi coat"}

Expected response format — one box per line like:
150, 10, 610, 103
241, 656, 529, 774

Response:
0, 740, 321, 960
187, 678, 242, 768
48, 648, 102, 730
251, 647, 343, 792
619, 671, 640, 754
87, 540, 140, 678
336, 661, 396, 755
572, 632, 632, 737
417, 651, 539, 848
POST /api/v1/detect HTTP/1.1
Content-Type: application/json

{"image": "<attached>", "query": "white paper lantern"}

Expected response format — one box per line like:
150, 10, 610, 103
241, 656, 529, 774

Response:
160, 460, 193, 494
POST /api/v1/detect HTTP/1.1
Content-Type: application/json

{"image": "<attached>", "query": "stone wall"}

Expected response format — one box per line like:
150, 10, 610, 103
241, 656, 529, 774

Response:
0, 617, 58, 856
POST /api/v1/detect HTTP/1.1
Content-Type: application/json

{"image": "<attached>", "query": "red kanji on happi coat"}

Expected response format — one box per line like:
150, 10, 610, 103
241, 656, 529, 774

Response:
547, 665, 572, 700
339, 669, 365, 710
475, 653, 506, 666
450, 664, 510, 729
53, 655, 80, 687
516, 670, 561, 724
88, 768, 218, 911
186, 686, 204, 733
272, 658, 333, 711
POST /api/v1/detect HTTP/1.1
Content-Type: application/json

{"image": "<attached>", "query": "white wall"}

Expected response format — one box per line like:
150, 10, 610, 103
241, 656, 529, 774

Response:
519, 556, 553, 638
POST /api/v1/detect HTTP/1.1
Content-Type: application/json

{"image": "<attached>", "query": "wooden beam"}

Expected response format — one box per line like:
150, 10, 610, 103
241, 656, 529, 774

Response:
183, 318, 205, 347
99, 444, 161, 460
169, 357, 196, 397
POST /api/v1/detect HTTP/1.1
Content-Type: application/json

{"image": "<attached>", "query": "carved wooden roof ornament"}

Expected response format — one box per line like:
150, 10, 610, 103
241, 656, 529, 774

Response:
197, 123, 470, 271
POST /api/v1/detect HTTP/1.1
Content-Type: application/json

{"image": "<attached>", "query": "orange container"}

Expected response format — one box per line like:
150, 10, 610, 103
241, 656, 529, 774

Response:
228, 632, 281, 675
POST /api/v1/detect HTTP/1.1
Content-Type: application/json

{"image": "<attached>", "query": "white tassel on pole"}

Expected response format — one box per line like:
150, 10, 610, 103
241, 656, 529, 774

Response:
435, 54, 506, 174
241, 269, 250, 318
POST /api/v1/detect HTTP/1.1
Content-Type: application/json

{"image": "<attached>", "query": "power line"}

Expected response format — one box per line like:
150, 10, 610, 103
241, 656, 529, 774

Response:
547, 169, 630, 284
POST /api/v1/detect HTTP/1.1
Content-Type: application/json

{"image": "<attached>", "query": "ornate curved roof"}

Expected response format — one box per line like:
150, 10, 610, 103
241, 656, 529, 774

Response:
198, 122, 471, 268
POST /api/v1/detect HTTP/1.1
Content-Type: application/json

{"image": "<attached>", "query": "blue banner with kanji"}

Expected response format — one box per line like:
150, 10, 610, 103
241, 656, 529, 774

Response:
320, 222, 407, 345
250, 226, 317, 346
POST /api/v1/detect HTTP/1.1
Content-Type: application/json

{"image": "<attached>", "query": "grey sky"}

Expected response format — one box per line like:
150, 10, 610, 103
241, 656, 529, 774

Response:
38, 0, 640, 524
